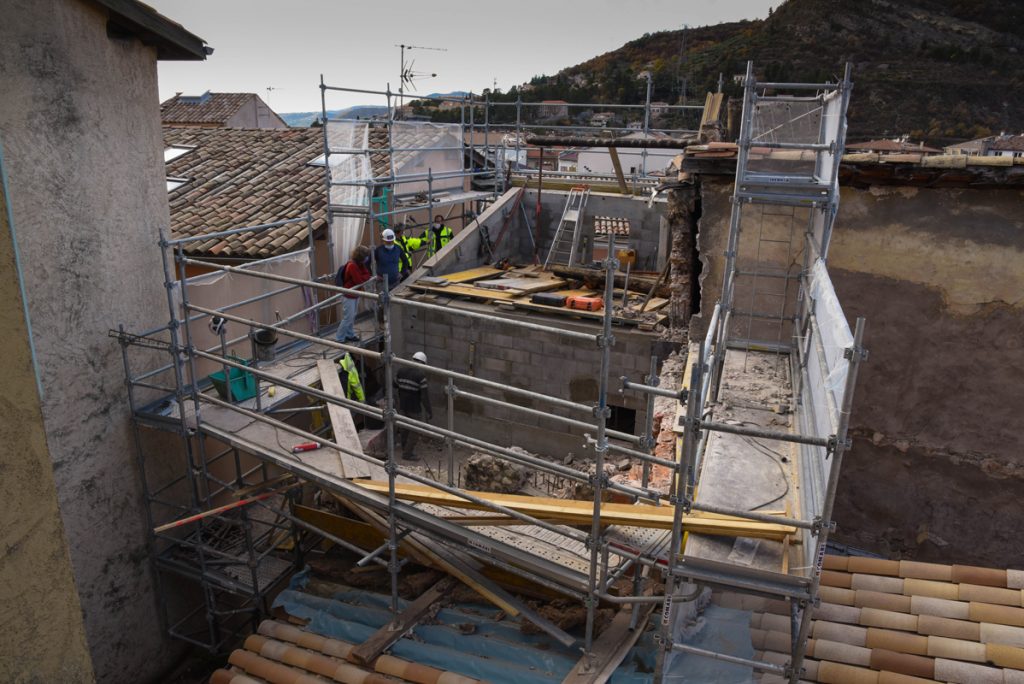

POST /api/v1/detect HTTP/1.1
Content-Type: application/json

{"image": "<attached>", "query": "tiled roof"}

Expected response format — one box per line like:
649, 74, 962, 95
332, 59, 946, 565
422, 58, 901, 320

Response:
163, 126, 327, 257
161, 92, 255, 125
990, 135, 1024, 152
846, 139, 942, 154
721, 555, 1024, 683
594, 215, 631, 236
211, 620, 483, 684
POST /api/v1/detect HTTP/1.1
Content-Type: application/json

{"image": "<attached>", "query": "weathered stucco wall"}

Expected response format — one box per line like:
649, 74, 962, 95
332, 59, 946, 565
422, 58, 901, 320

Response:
1, 144, 95, 683
695, 178, 1024, 565
0, 1, 183, 680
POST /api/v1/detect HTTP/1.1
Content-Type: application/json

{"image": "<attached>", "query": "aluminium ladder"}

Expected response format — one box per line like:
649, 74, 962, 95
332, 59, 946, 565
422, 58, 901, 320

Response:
543, 185, 590, 269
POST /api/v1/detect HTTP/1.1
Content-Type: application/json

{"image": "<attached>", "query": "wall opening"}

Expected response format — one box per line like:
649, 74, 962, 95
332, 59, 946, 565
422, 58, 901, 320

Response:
607, 405, 637, 434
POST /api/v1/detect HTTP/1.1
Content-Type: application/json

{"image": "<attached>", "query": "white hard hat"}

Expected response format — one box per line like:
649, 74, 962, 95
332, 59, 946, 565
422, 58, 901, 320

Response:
382, 229, 396, 242
412, 351, 427, 363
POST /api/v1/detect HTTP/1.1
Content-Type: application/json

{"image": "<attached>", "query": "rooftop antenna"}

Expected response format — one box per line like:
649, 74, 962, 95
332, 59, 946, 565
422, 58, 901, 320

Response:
265, 86, 282, 107
395, 43, 446, 115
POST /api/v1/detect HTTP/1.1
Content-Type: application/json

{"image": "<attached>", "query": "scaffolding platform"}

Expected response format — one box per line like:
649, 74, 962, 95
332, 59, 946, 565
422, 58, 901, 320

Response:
685, 349, 798, 576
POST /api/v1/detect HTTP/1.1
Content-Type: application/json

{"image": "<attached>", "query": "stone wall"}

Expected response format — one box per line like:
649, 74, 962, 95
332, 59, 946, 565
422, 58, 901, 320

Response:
0, 1, 184, 679
693, 177, 1024, 565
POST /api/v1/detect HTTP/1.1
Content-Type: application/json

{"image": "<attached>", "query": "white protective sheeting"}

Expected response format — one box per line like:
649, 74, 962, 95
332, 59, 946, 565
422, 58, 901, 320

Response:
390, 121, 464, 197
796, 257, 853, 569
325, 120, 371, 271
172, 250, 314, 378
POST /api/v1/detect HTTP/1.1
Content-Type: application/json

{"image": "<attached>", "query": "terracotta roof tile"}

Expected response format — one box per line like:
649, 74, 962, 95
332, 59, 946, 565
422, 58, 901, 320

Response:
164, 126, 326, 257
161, 92, 255, 125
732, 555, 1024, 683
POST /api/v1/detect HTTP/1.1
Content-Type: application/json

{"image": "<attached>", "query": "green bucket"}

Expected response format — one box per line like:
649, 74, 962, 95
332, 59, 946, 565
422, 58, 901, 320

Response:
208, 357, 257, 402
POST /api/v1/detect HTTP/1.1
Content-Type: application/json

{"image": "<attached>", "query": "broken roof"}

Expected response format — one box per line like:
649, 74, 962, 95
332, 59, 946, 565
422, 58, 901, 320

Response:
161, 92, 269, 126
164, 126, 327, 258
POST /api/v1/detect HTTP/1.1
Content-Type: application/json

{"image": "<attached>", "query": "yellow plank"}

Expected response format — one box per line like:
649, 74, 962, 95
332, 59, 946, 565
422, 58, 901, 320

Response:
438, 266, 505, 283
351, 480, 796, 540
409, 282, 519, 301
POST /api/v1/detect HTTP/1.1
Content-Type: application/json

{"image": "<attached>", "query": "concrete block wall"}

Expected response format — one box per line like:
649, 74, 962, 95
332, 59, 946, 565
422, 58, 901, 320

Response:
526, 189, 668, 271
394, 301, 660, 458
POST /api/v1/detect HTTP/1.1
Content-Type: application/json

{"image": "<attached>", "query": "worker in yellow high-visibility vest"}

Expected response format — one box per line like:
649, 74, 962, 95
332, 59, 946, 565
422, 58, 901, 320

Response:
393, 222, 424, 281
337, 353, 364, 402
424, 214, 454, 257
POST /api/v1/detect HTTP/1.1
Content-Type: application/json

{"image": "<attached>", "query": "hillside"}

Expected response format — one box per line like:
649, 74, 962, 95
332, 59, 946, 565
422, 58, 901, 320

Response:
519, 0, 1024, 143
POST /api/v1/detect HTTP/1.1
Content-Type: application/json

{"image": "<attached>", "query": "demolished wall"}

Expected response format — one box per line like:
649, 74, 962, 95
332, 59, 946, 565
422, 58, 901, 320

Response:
695, 179, 1024, 566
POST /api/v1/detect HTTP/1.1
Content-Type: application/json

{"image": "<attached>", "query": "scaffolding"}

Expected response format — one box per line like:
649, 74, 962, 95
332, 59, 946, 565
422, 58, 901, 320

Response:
114, 66, 864, 682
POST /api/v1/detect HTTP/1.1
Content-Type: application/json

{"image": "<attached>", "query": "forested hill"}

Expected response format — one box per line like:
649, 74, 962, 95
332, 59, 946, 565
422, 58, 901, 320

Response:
509, 0, 1024, 144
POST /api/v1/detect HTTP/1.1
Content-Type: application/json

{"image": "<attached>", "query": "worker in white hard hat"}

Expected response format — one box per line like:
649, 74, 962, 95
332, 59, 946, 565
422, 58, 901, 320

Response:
373, 228, 401, 289
394, 351, 432, 461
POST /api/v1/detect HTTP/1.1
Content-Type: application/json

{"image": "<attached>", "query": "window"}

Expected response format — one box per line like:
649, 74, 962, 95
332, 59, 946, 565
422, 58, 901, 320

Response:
166, 177, 190, 192
164, 145, 195, 163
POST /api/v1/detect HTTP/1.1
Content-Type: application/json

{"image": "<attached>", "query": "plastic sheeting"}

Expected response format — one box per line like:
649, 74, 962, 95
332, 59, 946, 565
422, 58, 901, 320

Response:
274, 570, 654, 684
325, 120, 371, 271
171, 250, 314, 379
663, 605, 756, 683
796, 258, 853, 569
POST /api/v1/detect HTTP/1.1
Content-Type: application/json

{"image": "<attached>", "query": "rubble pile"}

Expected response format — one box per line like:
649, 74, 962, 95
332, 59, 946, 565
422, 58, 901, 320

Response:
464, 453, 530, 493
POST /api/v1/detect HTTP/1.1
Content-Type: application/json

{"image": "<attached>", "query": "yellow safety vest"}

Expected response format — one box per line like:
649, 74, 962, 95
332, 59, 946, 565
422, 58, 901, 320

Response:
338, 354, 364, 402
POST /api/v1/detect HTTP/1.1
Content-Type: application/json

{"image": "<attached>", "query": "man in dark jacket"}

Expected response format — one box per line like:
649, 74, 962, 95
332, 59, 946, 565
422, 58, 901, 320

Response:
394, 351, 432, 460
373, 228, 402, 289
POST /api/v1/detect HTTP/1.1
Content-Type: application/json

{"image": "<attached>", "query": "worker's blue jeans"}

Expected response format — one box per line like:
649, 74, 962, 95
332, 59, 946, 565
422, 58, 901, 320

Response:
337, 297, 358, 341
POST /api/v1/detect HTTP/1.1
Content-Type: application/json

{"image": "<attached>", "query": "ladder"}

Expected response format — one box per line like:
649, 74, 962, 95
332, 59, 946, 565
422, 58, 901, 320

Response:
543, 186, 590, 269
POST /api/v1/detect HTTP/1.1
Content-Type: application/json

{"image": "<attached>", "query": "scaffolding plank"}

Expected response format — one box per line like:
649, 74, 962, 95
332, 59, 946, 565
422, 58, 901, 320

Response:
562, 602, 655, 684
352, 481, 796, 540
348, 577, 456, 665
437, 266, 505, 283
315, 359, 375, 480
684, 349, 797, 572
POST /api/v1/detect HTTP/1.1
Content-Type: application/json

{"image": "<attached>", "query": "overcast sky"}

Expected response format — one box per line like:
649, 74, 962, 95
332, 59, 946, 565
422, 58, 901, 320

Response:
150, 0, 774, 114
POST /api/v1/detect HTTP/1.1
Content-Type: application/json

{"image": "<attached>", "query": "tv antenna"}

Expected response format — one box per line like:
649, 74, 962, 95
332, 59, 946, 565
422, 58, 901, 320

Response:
395, 43, 446, 114
265, 86, 282, 107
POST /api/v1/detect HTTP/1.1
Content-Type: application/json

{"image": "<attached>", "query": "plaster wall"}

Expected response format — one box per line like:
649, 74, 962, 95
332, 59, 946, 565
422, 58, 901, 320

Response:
694, 178, 1024, 564
1, 144, 95, 683
0, 1, 183, 679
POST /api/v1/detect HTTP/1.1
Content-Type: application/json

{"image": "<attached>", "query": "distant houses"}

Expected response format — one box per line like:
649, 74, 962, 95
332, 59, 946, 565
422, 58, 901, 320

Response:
161, 91, 288, 129
944, 133, 1024, 158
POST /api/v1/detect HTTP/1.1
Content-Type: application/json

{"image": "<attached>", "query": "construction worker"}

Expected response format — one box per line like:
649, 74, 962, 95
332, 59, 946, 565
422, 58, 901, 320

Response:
424, 214, 454, 257
374, 229, 402, 289
394, 351, 432, 461
337, 352, 364, 402
393, 222, 423, 281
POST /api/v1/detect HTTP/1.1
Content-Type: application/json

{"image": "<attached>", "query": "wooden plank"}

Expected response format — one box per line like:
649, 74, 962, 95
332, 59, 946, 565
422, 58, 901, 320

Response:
316, 360, 376, 480
562, 602, 655, 684
438, 266, 504, 283
351, 481, 796, 540
347, 577, 456, 665
608, 147, 628, 193
474, 275, 567, 293
326, 493, 523, 617
408, 282, 519, 301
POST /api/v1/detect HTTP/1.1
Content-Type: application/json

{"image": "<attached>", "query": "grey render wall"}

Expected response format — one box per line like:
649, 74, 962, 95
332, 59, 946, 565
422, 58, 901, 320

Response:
0, 1, 182, 680
392, 300, 659, 458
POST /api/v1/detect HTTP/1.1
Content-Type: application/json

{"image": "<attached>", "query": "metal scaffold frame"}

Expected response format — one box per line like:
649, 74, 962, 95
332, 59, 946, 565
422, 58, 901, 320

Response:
644, 62, 863, 683
113, 68, 865, 682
